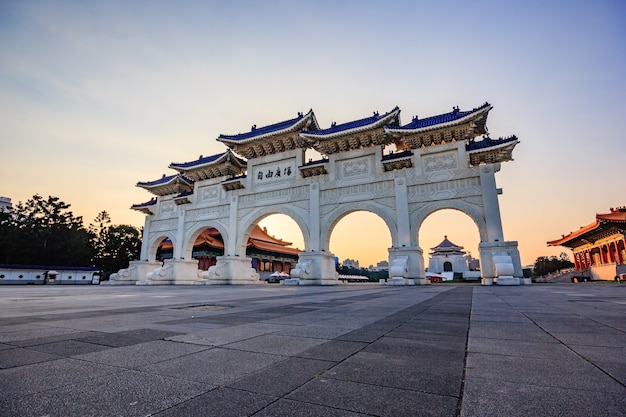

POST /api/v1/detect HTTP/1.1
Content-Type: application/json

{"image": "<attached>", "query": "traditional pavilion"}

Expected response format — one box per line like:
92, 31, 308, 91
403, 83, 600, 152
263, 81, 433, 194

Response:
112, 102, 524, 286
156, 225, 299, 273
548, 207, 626, 280
428, 236, 470, 275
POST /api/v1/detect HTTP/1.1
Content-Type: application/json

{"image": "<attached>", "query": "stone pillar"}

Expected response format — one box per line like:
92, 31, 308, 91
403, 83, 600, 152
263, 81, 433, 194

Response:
109, 260, 161, 285
139, 216, 151, 261
387, 246, 429, 285
394, 176, 411, 247
173, 210, 185, 260
479, 241, 524, 285
479, 164, 504, 242
203, 256, 259, 284
309, 183, 321, 251
226, 196, 239, 256
289, 251, 338, 285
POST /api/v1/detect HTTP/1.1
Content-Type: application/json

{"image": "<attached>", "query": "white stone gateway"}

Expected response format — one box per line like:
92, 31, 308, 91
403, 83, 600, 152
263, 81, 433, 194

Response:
110, 103, 524, 286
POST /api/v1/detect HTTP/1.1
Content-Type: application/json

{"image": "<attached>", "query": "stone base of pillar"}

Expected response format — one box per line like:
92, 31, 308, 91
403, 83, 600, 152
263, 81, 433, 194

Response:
282, 278, 300, 286
203, 256, 260, 284
109, 260, 161, 285
479, 241, 525, 286
520, 278, 533, 285
496, 276, 521, 286
290, 252, 338, 285
387, 246, 426, 284
138, 259, 201, 285
387, 278, 416, 286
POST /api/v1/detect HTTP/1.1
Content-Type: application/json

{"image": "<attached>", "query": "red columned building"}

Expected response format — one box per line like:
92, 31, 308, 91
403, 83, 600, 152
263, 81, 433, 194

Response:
548, 207, 626, 280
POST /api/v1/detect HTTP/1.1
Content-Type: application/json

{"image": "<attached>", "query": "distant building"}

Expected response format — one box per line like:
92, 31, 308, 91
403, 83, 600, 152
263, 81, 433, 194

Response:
156, 225, 300, 274
372, 260, 389, 271
343, 258, 360, 269
428, 236, 471, 275
0, 196, 11, 212
548, 206, 626, 280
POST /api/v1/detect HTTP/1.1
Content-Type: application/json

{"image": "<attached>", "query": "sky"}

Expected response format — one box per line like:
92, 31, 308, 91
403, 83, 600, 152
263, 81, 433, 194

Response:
1, 0, 625, 268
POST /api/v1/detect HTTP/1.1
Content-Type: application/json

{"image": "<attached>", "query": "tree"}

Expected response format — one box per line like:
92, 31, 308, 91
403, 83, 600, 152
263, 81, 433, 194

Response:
533, 253, 574, 277
0, 195, 93, 266
89, 212, 141, 277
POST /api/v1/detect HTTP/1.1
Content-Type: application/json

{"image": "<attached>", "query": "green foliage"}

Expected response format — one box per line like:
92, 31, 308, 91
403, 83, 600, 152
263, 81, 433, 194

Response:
0, 195, 93, 266
0, 196, 141, 275
90, 213, 142, 276
533, 252, 574, 277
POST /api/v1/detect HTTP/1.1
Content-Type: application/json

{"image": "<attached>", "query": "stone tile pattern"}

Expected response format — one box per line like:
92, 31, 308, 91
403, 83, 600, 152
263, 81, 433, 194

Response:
0, 284, 624, 416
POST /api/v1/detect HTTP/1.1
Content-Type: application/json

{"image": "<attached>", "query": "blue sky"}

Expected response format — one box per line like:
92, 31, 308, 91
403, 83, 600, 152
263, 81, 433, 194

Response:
1, 0, 625, 267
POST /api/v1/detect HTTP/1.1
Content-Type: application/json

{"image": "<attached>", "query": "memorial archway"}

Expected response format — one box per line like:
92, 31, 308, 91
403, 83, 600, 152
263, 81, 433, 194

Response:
118, 102, 525, 285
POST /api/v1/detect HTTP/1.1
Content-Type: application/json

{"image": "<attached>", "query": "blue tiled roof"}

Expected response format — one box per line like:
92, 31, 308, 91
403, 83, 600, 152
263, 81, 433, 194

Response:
137, 174, 194, 188
218, 110, 317, 142
466, 135, 518, 151
131, 198, 157, 208
169, 149, 247, 170
170, 152, 226, 169
302, 107, 400, 136
392, 103, 491, 131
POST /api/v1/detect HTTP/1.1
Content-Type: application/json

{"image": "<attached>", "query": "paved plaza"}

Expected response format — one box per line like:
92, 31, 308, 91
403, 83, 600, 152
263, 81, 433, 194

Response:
1, 283, 624, 416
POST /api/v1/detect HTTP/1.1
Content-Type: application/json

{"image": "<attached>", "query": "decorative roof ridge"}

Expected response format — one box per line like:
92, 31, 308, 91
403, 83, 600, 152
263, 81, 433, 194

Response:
299, 106, 400, 139
430, 235, 464, 251
250, 225, 293, 246
217, 109, 318, 144
136, 173, 194, 188
131, 198, 157, 208
466, 135, 519, 152
169, 148, 246, 170
386, 102, 491, 134
547, 220, 601, 246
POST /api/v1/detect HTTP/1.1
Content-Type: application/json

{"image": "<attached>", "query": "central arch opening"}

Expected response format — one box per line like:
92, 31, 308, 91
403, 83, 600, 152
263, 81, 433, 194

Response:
419, 209, 480, 281
329, 211, 391, 280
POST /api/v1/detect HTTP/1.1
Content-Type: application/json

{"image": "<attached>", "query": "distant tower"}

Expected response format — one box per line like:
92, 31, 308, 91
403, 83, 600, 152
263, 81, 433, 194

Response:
428, 236, 470, 274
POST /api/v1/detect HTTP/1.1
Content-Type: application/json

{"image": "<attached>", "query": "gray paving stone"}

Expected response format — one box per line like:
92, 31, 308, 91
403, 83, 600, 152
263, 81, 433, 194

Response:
0, 368, 209, 417
224, 334, 327, 356
0, 358, 120, 400
75, 339, 210, 368
153, 387, 276, 417
139, 347, 284, 384
27, 339, 112, 358
0, 284, 624, 417
288, 377, 459, 417
461, 376, 626, 417
253, 398, 370, 416
467, 337, 577, 359
228, 356, 334, 396
297, 340, 368, 362
549, 331, 626, 347
465, 352, 624, 393
325, 351, 464, 397
0, 346, 61, 369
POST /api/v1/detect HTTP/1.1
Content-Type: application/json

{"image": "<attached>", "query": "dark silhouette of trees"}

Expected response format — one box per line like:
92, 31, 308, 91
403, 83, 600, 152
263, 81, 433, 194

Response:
0, 195, 141, 275
89, 211, 141, 277
533, 252, 574, 277
0, 195, 92, 265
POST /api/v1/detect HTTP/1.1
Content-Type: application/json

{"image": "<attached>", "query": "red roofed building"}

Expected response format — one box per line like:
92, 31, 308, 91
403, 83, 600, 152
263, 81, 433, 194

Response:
547, 207, 626, 280
157, 225, 299, 275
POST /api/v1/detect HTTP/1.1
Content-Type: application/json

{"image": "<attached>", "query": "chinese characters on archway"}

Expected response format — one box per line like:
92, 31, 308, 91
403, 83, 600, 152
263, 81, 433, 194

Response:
255, 164, 294, 183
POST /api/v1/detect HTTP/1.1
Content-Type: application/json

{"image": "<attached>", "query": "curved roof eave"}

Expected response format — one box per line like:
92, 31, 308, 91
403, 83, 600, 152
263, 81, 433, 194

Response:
217, 109, 317, 145
385, 104, 492, 135
169, 149, 247, 171
300, 107, 400, 140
